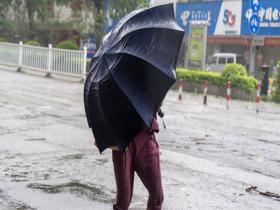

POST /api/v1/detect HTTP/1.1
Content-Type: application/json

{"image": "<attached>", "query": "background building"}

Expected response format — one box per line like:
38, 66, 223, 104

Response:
152, 0, 280, 77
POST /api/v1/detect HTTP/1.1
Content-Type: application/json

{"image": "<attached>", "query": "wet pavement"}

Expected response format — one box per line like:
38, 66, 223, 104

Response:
0, 67, 280, 210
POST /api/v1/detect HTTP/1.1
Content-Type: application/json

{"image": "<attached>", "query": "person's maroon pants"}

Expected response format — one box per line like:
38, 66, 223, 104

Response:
112, 122, 164, 210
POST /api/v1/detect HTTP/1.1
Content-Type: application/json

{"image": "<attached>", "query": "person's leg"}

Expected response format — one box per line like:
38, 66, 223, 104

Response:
135, 131, 164, 210
112, 148, 135, 210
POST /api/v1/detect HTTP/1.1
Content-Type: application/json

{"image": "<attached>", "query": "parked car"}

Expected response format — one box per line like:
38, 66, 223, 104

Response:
206, 53, 246, 72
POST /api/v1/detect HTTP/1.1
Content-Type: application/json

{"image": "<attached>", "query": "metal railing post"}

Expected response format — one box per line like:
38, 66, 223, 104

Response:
82, 46, 87, 81
46, 43, 52, 77
18, 41, 23, 71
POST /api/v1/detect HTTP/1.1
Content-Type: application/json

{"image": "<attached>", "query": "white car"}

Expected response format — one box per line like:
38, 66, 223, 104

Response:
206, 53, 246, 72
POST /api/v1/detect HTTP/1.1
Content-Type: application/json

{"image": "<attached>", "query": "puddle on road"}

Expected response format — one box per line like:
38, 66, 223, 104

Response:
10, 174, 27, 178
5, 155, 16, 159
72, 114, 86, 118
253, 170, 280, 179
195, 142, 212, 145
27, 181, 113, 204
254, 138, 280, 146
24, 138, 46, 141
190, 137, 211, 145
0, 189, 35, 210
190, 136, 207, 141
41, 113, 63, 119
273, 159, 280, 163
17, 114, 42, 120
95, 158, 109, 164
5, 171, 30, 183
0, 126, 13, 135
60, 154, 84, 160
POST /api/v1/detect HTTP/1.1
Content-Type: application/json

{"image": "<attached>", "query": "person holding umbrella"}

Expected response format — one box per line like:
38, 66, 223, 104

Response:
110, 110, 164, 210
84, 4, 184, 210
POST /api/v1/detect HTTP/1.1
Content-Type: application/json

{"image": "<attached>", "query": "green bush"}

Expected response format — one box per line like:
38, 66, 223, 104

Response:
0, 37, 7, 42
176, 68, 257, 92
177, 68, 224, 86
230, 75, 257, 92
272, 71, 280, 103
25, 40, 40, 46
262, 95, 272, 102
56, 40, 79, 50
221, 63, 247, 82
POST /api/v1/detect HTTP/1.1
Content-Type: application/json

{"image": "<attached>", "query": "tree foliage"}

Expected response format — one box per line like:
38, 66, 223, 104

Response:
221, 64, 248, 82
56, 40, 79, 50
0, 37, 7, 42
109, 0, 149, 20
0, 0, 13, 39
0, 0, 150, 46
25, 40, 41, 46
93, 0, 149, 47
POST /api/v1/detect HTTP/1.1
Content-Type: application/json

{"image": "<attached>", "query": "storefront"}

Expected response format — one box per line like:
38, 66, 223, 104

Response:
176, 0, 280, 77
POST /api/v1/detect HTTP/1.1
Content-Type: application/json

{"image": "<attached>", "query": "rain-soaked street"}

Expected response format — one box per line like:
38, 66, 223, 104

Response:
0, 67, 280, 210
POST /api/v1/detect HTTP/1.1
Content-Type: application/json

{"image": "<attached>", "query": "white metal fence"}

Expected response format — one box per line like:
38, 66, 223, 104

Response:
0, 41, 87, 79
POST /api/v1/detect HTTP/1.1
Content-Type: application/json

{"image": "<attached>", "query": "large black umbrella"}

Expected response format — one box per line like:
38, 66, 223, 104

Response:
84, 4, 184, 153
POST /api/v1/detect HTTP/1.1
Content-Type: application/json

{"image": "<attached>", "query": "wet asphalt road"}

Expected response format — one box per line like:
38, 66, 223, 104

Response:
0, 67, 280, 210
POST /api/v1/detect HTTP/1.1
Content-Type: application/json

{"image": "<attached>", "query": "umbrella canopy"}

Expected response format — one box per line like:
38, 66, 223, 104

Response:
84, 3, 184, 153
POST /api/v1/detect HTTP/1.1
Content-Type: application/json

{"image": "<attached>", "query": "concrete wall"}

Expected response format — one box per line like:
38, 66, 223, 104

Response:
173, 80, 255, 101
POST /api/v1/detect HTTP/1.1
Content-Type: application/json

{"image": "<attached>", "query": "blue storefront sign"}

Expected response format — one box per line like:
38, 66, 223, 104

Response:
176, 0, 280, 36
242, 0, 280, 35
176, 2, 222, 35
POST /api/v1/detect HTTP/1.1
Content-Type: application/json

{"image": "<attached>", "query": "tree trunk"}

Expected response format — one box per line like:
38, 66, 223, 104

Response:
25, 0, 35, 32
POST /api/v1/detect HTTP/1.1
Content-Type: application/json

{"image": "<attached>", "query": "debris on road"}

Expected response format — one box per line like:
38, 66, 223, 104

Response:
246, 186, 280, 201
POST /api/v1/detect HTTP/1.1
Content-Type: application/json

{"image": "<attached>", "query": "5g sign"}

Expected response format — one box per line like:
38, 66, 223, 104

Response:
223, 9, 236, 26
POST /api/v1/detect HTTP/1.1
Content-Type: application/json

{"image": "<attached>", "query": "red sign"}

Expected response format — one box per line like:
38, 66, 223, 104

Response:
265, 37, 280, 46
207, 36, 251, 46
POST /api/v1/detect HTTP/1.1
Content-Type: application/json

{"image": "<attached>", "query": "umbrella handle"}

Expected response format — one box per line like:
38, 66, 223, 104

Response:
162, 118, 166, 129
157, 108, 166, 129
158, 108, 164, 118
